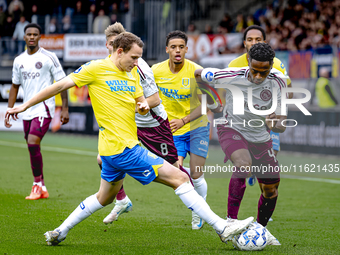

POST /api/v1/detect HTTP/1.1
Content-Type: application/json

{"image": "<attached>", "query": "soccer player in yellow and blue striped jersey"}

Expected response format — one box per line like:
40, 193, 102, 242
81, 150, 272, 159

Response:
6, 32, 254, 246
152, 31, 210, 230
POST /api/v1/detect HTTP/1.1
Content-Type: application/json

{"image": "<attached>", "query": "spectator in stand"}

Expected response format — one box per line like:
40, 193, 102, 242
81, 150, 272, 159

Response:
187, 23, 200, 35
30, 4, 38, 23
73, 0, 88, 16
93, 9, 110, 34
8, 0, 24, 24
109, 2, 119, 16
246, 15, 256, 27
0, 0, 7, 12
72, 0, 88, 33
218, 13, 233, 34
234, 14, 245, 32
2, 15, 16, 55
64, 0, 78, 17
89, 3, 97, 19
48, 17, 58, 34
0, 5, 6, 29
12, 15, 29, 54
120, 0, 129, 13
62, 15, 74, 33
203, 24, 214, 35
110, 13, 117, 25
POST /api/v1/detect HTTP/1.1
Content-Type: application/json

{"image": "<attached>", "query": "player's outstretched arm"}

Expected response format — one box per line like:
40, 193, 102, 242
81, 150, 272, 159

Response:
135, 96, 150, 115
5, 77, 76, 123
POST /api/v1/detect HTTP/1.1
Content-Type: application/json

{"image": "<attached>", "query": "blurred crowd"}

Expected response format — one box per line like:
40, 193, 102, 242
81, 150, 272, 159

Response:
0, 0, 128, 55
188, 0, 340, 52
1, 0, 340, 56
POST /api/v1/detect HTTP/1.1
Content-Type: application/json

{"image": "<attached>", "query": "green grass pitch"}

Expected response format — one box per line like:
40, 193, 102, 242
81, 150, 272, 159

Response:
0, 131, 339, 254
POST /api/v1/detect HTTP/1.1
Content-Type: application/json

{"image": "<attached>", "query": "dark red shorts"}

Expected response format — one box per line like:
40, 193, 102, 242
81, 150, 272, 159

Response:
137, 118, 178, 165
217, 125, 280, 184
23, 117, 51, 140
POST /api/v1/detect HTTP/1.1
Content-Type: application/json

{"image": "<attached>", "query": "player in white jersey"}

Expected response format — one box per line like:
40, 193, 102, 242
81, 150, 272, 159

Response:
195, 43, 286, 245
4, 23, 69, 200
98, 23, 192, 224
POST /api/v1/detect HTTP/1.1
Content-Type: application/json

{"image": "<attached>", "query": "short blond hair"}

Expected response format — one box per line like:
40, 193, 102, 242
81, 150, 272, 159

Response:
104, 22, 126, 40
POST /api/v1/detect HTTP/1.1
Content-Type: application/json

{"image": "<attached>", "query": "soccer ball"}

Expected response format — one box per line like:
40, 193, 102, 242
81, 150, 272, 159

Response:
231, 222, 268, 251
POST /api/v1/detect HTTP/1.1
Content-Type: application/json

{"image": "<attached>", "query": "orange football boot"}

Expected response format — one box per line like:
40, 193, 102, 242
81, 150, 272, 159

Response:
41, 189, 49, 199
25, 185, 42, 200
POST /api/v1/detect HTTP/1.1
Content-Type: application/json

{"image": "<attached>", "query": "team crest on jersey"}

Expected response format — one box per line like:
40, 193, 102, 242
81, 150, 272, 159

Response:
232, 134, 242, 140
35, 62, 42, 69
205, 71, 214, 82
127, 72, 133, 79
260, 89, 272, 101
182, 78, 190, 87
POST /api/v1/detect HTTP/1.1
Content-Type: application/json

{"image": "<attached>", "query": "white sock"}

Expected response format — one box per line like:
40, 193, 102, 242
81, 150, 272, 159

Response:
33, 181, 42, 187
192, 174, 207, 200
175, 182, 226, 233
183, 166, 191, 176
57, 194, 104, 239
42, 186, 47, 191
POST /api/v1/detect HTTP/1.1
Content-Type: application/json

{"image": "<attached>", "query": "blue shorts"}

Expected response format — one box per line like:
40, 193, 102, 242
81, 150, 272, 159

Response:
270, 131, 280, 151
173, 123, 210, 159
101, 145, 164, 185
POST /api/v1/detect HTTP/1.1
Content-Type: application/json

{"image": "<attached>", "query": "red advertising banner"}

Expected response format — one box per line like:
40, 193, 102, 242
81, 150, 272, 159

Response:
187, 33, 242, 61
40, 34, 65, 57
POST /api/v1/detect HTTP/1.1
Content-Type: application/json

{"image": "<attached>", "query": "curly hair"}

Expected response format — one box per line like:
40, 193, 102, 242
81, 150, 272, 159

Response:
248, 43, 275, 65
104, 22, 126, 40
166, 30, 187, 46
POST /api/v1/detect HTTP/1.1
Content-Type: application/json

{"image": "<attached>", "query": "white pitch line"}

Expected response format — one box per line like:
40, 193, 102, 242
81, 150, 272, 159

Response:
0, 140, 97, 156
281, 174, 340, 184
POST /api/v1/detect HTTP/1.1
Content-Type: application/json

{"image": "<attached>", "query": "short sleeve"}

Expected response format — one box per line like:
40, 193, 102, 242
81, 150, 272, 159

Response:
49, 52, 66, 81
12, 57, 21, 85
137, 60, 158, 98
201, 68, 220, 83
68, 61, 96, 88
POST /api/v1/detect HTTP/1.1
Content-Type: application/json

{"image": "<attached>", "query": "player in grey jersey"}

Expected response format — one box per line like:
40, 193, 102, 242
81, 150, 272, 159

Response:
97, 23, 192, 225
195, 43, 286, 245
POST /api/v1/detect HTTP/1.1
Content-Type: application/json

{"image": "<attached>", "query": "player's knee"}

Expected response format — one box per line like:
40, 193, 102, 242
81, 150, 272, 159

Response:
174, 171, 190, 188
262, 183, 279, 199
27, 135, 40, 145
